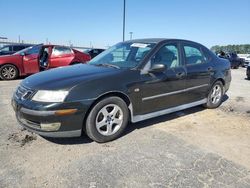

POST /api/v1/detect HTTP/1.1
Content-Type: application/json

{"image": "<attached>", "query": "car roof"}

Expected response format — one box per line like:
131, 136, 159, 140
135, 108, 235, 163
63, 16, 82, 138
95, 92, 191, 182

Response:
125, 38, 205, 46
3, 44, 32, 47
43, 45, 71, 48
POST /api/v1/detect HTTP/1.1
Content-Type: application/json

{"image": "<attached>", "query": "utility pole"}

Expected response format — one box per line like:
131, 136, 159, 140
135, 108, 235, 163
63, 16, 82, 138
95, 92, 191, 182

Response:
122, 0, 126, 41
129, 32, 133, 40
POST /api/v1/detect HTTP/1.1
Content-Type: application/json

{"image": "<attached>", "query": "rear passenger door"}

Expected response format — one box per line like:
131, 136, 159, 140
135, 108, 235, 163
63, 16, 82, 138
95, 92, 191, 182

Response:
182, 43, 213, 102
50, 46, 74, 68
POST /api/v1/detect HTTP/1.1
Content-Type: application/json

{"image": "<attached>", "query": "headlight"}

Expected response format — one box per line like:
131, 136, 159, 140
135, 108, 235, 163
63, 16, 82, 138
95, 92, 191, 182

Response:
32, 90, 69, 102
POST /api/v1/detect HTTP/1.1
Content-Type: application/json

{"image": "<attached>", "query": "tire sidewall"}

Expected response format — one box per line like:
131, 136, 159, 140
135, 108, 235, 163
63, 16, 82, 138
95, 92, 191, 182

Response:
0, 64, 18, 80
85, 97, 129, 143
206, 81, 224, 109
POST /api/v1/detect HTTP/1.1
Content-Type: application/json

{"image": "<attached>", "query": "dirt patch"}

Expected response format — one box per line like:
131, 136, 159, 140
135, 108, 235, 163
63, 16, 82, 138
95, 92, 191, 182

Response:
8, 132, 37, 147
235, 96, 245, 102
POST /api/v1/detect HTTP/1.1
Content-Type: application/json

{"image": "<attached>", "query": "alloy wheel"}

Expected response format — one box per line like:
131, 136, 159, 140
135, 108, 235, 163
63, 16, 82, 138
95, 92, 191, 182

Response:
210, 84, 222, 104
1, 66, 17, 79
95, 104, 123, 136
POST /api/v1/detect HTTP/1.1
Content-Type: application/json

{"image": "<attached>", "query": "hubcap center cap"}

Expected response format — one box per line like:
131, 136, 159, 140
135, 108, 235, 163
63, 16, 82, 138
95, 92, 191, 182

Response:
107, 116, 112, 123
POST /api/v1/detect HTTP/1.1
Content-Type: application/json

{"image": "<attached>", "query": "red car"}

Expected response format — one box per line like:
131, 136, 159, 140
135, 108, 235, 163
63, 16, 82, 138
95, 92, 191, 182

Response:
0, 44, 91, 80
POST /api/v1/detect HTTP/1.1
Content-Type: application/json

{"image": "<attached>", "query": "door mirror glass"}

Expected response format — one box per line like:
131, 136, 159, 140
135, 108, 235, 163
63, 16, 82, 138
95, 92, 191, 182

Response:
20, 52, 26, 56
149, 64, 166, 73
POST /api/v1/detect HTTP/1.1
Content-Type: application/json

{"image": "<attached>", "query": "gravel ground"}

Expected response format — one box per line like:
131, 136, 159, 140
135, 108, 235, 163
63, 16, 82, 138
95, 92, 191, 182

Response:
0, 68, 250, 188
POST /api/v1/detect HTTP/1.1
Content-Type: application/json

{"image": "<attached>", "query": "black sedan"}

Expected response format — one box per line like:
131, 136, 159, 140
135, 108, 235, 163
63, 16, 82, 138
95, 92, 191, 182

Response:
247, 63, 250, 79
12, 38, 231, 143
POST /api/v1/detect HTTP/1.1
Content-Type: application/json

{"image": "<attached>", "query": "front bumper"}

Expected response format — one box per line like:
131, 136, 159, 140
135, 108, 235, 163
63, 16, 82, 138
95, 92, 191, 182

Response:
12, 96, 93, 138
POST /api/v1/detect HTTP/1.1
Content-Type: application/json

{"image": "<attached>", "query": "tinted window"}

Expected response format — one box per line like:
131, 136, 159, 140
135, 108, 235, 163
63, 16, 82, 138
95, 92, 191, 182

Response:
13, 46, 26, 51
202, 47, 212, 61
25, 45, 41, 55
52, 47, 72, 56
184, 45, 205, 65
0, 46, 11, 52
152, 44, 180, 69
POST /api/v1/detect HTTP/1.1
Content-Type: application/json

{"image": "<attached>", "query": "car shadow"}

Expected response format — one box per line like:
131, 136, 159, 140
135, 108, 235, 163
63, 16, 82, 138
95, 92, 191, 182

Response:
41, 132, 93, 145
222, 94, 229, 102
122, 94, 229, 138
121, 105, 205, 138
43, 95, 229, 145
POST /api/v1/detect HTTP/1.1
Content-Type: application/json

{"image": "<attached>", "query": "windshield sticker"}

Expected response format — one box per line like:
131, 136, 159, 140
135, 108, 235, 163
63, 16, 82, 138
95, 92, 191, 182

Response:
131, 43, 149, 48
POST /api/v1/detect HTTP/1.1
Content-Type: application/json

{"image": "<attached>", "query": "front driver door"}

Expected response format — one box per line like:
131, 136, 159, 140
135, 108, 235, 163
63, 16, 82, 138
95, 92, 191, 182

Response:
23, 45, 42, 74
139, 43, 188, 114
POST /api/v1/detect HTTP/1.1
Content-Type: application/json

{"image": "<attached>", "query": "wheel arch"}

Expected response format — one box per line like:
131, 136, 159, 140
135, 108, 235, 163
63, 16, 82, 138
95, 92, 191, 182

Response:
214, 78, 225, 86
210, 77, 226, 95
82, 91, 133, 131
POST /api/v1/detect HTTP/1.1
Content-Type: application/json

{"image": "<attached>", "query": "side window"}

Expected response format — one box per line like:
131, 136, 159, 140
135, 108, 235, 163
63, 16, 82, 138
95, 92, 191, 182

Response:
13, 46, 25, 51
25, 45, 41, 55
184, 45, 206, 65
0, 46, 10, 52
152, 44, 180, 69
52, 47, 72, 56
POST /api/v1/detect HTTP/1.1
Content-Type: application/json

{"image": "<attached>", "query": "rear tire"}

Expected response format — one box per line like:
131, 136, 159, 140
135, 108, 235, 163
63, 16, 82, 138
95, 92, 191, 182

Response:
204, 81, 224, 109
85, 97, 129, 143
0, 64, 19, 80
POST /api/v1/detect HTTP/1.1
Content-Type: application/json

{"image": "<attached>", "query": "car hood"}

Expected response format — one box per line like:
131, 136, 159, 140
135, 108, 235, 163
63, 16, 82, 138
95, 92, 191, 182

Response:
21, 64, 121, 90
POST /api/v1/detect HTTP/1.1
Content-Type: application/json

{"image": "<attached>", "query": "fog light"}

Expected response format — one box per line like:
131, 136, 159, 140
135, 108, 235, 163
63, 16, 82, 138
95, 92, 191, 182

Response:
41, 122, 61, 131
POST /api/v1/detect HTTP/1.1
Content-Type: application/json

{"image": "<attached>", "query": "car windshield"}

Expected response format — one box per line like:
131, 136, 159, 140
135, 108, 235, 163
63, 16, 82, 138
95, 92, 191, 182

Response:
89, 42, 156, 68
83, 49, 91, 53
14, 44, 42, 55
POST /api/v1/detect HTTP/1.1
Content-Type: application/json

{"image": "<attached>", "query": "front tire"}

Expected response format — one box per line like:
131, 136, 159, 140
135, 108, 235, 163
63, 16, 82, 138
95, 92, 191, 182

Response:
85, 97, 129, 143
204, 81, 224, 109
0, 64, 18, 80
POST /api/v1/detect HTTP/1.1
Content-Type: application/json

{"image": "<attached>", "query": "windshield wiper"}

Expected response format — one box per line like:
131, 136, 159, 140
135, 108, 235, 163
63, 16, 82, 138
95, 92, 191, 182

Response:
96, 63, 120, 69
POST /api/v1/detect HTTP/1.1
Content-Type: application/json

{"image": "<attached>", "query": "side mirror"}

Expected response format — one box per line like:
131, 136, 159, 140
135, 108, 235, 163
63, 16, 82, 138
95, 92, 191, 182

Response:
20, 52, 26, 56
149, 64, 166, 73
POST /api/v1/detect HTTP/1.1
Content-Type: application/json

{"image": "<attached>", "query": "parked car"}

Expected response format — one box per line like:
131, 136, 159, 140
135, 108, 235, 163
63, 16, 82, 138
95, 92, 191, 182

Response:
247, 63, 250, 79
84, 48, 105, 58
0, 44, 33, 56
244, 55, 250, 67
12, 38, 231, 143
226, 53, 243, 69
0, 44, 91, 80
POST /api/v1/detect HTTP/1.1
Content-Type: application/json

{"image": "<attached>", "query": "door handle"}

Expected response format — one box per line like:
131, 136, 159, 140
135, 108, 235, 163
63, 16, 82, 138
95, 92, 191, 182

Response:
207, 67, 213, 71
176, 72, 185, 78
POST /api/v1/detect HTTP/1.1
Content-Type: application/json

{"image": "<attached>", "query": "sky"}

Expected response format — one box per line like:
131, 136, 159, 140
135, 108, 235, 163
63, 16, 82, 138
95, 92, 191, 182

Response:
0, 0, 250, 48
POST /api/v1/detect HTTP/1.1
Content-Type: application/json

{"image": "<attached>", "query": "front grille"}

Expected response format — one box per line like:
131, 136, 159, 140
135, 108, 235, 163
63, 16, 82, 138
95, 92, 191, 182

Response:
15, 85, 34, 100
